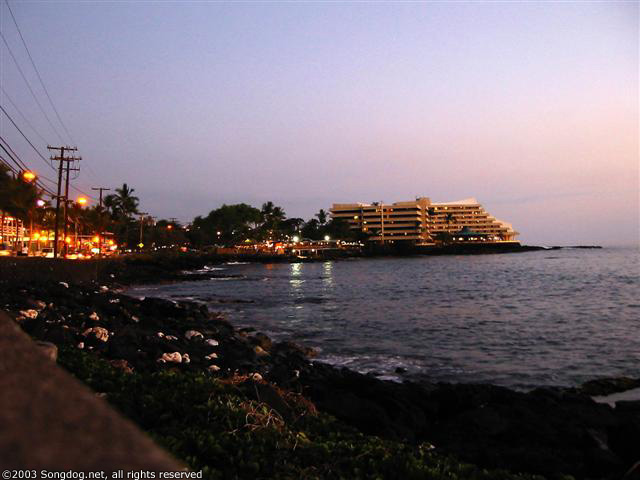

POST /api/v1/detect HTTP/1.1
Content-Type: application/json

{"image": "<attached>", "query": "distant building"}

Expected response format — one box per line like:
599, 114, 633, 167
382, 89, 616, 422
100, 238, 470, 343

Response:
330, 197, 518, 244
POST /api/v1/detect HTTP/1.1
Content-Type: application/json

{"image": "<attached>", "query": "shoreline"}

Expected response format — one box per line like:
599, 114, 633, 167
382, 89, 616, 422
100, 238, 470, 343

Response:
2, 271, 638, 479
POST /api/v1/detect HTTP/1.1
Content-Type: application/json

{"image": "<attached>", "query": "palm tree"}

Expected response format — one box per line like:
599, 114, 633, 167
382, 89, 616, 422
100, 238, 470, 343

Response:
260, 201, 286, 238
104, 183, 139, 246
104, 183, 139, 220
315, 209, 328, 225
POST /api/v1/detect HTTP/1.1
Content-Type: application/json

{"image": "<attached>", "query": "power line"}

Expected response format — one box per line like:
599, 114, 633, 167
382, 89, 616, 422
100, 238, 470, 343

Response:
0, 104, 56, 171
0, 85, 49, 146
0, 136, 29, 171
0, 140, 56, 197
4, 0, 75, 144
0, 29, 64, 143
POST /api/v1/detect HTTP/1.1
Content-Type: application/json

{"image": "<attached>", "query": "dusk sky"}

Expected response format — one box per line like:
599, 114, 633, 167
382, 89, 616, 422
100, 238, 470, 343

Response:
1, 2, 637, 246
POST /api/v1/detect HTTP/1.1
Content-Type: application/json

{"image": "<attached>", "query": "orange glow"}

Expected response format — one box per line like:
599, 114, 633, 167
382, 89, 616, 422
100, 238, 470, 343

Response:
65, 236, 71, 244
167, 225, 173, 230
32, 233, 41, 240
92, 236, 100, 243
22, 171, 36, 182
108, 240, 114, 246
77, 197, 88, 206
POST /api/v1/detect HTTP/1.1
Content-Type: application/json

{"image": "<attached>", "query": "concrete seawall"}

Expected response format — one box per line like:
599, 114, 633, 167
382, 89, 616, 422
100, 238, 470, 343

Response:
0, 257, 118, 284
0, 310, 183, 471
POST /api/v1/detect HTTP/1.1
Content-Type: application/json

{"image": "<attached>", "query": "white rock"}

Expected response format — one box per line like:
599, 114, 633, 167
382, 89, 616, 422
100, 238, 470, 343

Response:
207, 365, 220, 372
205, 339, 219, 347
185, 330, 204, 340
77, 342, 85, 349
88, 312, 100, 322
159, 352, 182, 363
19, 309, 38, 319
165, 335, 178, 341
100, 285, 109, 292
35, 300, 47, 310
82, 327, 109, 342
205, 353, 218, 360
109, 298, 120, 304
59, 282, 69, 288
251, 373, 263, 381
157, 332, 165, 338
182, 353, 191, 364
131, 315, 140, 323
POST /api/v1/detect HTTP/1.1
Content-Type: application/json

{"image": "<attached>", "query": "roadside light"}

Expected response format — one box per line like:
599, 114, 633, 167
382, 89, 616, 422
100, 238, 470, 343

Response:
33, 233, 40, 240
108, 240, 114, 246
324, 235, 330, 241
77, 196, 88, 206
22, 171, 36, 182
216, 231, 221, 236
92, 235, 100, 243
36, 199, 46, 207
138, 243, 144, 248
65, 236, 71, 244
292, 235, 300, 243
167, 225, 173, 230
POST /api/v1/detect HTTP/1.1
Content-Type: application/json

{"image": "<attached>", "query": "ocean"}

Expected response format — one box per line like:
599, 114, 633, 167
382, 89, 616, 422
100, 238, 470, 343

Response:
128, 246, 639, 390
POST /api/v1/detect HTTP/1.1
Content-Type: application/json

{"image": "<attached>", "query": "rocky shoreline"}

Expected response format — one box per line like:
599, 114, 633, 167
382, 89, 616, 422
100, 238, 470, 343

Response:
1, 275, 638, 479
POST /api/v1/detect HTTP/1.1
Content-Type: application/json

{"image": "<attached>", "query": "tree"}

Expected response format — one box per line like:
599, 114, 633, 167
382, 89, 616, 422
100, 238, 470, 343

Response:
260, 201, 286, 237
315, 209, 328, 225
0, 165, 38, 249
104, 183, 139, 220
104, 183, 140, 246
190, 203, 261, 247
301, 218, 321, 240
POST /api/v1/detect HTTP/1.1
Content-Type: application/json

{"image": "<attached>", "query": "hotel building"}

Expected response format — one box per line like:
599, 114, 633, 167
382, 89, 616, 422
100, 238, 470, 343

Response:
330, 197, 518, 244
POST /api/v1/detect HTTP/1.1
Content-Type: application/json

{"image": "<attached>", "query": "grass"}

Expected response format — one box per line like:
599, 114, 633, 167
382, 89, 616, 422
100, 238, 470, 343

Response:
59, 347, 549, 480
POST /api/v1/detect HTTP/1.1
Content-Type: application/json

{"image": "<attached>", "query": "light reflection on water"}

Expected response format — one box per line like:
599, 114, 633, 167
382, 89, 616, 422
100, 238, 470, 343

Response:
129, 247, 640, 390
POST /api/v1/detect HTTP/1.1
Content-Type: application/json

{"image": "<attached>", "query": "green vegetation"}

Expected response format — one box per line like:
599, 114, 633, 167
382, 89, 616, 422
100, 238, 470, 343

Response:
187, 202, 352, 247
60, 347, 545, 480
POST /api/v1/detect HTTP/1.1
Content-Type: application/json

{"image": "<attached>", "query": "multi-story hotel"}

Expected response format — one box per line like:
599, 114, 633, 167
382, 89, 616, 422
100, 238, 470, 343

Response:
330, 197, 518, 245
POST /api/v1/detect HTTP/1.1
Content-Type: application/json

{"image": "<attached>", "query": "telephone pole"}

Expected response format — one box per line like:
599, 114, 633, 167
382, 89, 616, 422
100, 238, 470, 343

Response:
138, 212, 149, 248
48, 146, 80, 258
91, 187, 111, 208
91, 187, 110, 255
62, 156, 81, 256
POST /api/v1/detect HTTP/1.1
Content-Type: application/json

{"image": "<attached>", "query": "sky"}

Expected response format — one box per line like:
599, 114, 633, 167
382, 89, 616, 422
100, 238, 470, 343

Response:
1, 1, 637, 246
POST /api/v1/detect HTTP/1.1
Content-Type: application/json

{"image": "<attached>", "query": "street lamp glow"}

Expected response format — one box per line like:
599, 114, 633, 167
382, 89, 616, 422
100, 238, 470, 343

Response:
36, 199, 46, 207
92, 235, 100, 243
22, 171, 36, 182
292, 235, 300, 243
324, 235, 330, 241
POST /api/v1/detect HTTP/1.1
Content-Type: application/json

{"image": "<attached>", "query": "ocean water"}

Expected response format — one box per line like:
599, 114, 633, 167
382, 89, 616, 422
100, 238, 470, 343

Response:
129, 247, 640, 390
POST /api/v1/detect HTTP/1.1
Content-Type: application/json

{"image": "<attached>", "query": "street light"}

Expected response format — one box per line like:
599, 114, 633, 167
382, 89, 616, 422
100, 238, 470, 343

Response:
324, 235, 330, 241
36, 199, 46, 207
292, 235, 300, 243
22, 171, 36, 182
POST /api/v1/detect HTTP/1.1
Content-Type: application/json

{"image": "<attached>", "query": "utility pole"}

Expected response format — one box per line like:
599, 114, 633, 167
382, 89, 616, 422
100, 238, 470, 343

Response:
138, 212, 149, 248
62, 157, 80, 256
48, 146, 80, 258
92, 187, 110, 255
91, 187, 111, 208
